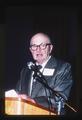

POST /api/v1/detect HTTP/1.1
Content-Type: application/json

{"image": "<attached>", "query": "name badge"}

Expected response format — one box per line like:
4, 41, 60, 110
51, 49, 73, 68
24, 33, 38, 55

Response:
43, 68, 55, 76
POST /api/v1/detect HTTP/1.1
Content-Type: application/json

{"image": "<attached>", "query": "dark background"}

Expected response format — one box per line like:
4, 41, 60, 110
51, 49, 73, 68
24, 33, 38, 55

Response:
1, 2, 82, 115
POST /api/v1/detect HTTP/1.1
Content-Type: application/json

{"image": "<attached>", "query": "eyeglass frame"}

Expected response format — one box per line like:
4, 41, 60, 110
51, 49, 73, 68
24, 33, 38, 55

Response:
30, 43, 52, 51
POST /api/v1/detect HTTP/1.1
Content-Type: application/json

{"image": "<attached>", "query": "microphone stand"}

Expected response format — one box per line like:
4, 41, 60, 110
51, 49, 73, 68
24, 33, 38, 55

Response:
33, 69, 77, 113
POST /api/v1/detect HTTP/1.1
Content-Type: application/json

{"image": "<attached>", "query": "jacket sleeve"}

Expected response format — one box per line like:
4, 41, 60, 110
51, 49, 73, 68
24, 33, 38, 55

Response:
15, 67, 34, 96
53, 62, 73, 101
15, 68, 25, 94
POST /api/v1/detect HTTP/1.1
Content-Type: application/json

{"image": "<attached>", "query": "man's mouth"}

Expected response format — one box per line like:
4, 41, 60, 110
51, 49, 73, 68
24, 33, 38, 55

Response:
36, 54, 43, 57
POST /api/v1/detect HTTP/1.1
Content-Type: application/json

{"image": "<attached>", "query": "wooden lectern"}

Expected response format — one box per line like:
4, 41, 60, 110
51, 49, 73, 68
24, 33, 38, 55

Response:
5, 97, 57, 115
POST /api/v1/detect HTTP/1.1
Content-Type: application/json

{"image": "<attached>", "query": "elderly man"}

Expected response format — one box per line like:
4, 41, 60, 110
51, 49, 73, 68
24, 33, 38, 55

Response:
16, 32, 73, 115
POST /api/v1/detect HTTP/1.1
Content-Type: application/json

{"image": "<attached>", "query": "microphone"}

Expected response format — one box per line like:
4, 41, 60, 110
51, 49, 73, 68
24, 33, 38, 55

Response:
27, 62, 42, 72
27, 62, 35, 69
27, 62, 47, 82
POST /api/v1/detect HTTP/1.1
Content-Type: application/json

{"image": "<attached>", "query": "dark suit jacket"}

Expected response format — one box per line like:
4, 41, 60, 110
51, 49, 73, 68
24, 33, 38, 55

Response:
15, 56, 73, 114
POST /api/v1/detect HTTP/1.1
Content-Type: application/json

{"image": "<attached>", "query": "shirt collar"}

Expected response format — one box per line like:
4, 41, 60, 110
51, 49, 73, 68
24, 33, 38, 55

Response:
36, 56, 51, 72
41, 56, 51, 68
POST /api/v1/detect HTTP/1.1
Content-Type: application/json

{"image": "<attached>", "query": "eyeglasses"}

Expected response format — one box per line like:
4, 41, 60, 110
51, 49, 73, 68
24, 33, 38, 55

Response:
30, 43, 51, 51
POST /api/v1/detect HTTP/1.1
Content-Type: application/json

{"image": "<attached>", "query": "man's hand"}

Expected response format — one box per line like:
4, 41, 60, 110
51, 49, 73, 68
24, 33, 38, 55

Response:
18, 94, 36, 103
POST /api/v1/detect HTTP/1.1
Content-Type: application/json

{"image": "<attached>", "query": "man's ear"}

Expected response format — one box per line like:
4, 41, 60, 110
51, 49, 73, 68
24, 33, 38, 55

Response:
50, 44, 53, 53
29, 47, 31, 52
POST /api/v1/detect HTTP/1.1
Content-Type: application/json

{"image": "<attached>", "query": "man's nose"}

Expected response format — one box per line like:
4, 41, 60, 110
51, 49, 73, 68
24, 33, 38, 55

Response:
36, 46, 41, 51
